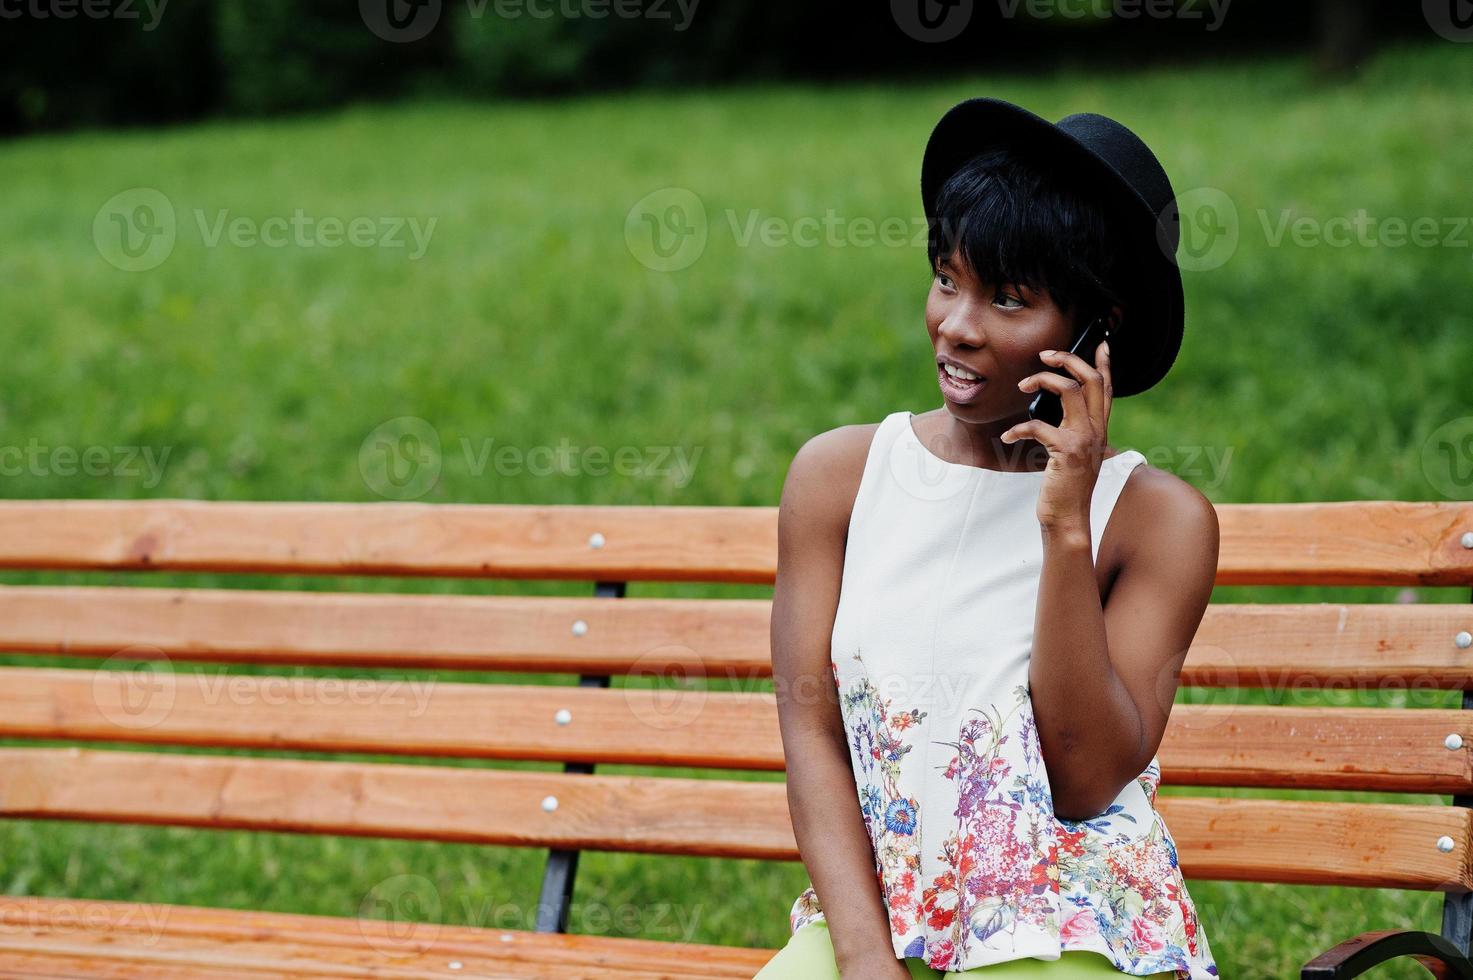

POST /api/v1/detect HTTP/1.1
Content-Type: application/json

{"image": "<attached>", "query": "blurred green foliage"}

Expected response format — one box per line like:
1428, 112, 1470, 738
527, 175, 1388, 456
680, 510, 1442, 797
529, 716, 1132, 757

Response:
0, 1, 1435, 133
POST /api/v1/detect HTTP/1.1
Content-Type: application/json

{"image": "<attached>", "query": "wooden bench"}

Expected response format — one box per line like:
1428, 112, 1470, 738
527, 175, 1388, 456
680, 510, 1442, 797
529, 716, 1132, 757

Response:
0, 498, 1471, 978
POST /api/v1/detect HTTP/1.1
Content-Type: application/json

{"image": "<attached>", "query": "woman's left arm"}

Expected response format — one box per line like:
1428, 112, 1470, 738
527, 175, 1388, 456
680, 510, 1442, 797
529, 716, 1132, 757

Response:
1003, 342, 1221, 821
1029, 472, 1219, 820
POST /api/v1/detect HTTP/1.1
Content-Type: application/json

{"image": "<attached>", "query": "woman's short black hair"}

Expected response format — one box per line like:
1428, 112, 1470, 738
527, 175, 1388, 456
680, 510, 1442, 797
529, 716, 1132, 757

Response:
927, 143, 1126, 339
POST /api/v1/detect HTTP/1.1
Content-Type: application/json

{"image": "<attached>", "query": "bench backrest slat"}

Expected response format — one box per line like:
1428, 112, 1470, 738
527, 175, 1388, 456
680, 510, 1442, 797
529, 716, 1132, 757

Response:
0, 585, 1470, 688
0, 500, 1469, 584
0, 501, 778, 583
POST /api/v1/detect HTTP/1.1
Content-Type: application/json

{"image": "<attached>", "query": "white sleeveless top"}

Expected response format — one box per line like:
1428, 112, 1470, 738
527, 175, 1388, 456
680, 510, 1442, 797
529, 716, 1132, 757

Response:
787, 410, 1219, 979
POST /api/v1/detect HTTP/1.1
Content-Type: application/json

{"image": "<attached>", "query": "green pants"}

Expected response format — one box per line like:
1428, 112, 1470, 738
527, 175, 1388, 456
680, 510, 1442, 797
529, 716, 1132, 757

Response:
753, 921, 1176, 978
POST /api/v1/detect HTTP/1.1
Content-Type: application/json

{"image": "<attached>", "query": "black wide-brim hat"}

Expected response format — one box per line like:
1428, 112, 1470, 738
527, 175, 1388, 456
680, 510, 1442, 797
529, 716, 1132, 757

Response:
921, 97, 1183, 398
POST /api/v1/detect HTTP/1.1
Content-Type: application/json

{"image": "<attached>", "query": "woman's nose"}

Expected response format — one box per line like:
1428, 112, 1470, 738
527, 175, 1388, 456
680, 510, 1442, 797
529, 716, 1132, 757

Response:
937, 307, 985, 349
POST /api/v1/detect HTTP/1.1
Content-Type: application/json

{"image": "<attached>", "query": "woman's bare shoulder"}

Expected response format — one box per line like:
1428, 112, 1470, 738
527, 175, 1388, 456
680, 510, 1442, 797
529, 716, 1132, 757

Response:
1111, 459, 1219, 571
780, 421, 884, 532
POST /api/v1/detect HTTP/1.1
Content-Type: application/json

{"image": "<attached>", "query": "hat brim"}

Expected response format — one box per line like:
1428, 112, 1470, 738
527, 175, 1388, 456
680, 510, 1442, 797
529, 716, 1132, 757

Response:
920, 97, 1182, 399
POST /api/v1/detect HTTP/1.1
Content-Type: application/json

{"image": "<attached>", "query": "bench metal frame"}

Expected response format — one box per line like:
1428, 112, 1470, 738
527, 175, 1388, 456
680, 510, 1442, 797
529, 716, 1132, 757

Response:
535, 579, 624, 934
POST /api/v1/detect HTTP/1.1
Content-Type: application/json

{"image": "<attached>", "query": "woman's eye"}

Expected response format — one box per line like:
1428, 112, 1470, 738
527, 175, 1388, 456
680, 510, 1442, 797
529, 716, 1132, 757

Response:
934, 271, 955, 290
995, 291, 1024, 309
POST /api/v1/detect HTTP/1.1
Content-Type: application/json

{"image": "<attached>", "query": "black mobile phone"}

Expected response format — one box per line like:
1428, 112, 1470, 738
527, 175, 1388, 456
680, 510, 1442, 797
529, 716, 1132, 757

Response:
1026, 316, 1110, 427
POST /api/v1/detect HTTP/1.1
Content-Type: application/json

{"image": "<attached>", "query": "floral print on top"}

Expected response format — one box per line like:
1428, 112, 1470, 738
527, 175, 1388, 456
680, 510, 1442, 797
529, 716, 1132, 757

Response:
786, 410, 1219, 979
790, 657, 1215, 977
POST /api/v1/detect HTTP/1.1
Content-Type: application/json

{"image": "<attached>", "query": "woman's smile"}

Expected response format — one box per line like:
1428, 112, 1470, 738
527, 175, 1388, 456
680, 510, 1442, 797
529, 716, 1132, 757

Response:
936, 359, 989, 404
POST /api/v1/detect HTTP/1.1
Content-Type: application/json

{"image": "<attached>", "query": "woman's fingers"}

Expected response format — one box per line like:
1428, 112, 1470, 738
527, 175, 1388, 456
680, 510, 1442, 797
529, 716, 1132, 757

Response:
1039, 348, 1105, 426
1000, 418, 1051, 447
1018, 366, 1091, 428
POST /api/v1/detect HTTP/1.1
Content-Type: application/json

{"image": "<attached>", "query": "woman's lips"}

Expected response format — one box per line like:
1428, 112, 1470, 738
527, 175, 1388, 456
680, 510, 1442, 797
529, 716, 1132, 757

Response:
938, 364, 987, 404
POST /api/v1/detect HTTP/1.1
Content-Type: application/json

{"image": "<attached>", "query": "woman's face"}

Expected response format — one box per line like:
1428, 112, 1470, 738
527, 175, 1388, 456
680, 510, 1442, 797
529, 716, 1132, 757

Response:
925, 251, 1076, 426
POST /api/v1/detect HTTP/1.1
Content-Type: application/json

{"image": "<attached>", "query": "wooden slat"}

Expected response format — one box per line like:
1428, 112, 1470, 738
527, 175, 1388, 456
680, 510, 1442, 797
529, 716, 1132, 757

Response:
3, 667, 1472, 792
0, 748, 796, 861
0, 501, 777, 583
1155, 794, 1473, 889
1, 585, 1471, 689
1183, 601, 1473, 690
0, 949, 364, 980
0, 897, 773, 979
0, 585, 773, 675
0, 499, 1469, 585
0, 748, 1466, 890
0, 896, 776, 977
1159, 704, 1473, 792
1217, 501, 1473, 586
0, 935, 755, 978
0, 667, 781, 770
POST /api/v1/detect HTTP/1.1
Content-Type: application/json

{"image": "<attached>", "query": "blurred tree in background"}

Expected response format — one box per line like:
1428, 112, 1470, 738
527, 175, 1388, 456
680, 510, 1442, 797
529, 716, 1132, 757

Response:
0, 0, 1420, 134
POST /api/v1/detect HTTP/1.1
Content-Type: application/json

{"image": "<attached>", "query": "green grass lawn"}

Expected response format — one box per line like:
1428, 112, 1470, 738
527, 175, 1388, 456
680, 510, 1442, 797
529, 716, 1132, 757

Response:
3, 37, 1473, 978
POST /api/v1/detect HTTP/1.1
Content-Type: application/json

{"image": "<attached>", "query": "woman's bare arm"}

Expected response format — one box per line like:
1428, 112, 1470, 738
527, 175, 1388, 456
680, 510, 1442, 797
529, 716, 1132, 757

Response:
771, 425, 904, 975
1028, 467, 1219, 819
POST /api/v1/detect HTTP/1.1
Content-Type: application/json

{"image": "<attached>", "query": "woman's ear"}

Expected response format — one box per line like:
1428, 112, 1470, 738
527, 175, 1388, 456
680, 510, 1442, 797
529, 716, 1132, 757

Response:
1105, 303, 1124, 336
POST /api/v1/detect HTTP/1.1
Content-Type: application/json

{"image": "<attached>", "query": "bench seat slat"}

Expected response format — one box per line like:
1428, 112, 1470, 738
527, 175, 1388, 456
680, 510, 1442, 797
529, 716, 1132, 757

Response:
2, 667, 1470, 792
2, 585, 1472, 689
0, 896, 776, 975
0, 748, 1465, 890
0, 500, 1469, 584
0, 949, 351, 979
0, 896, 773, 978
